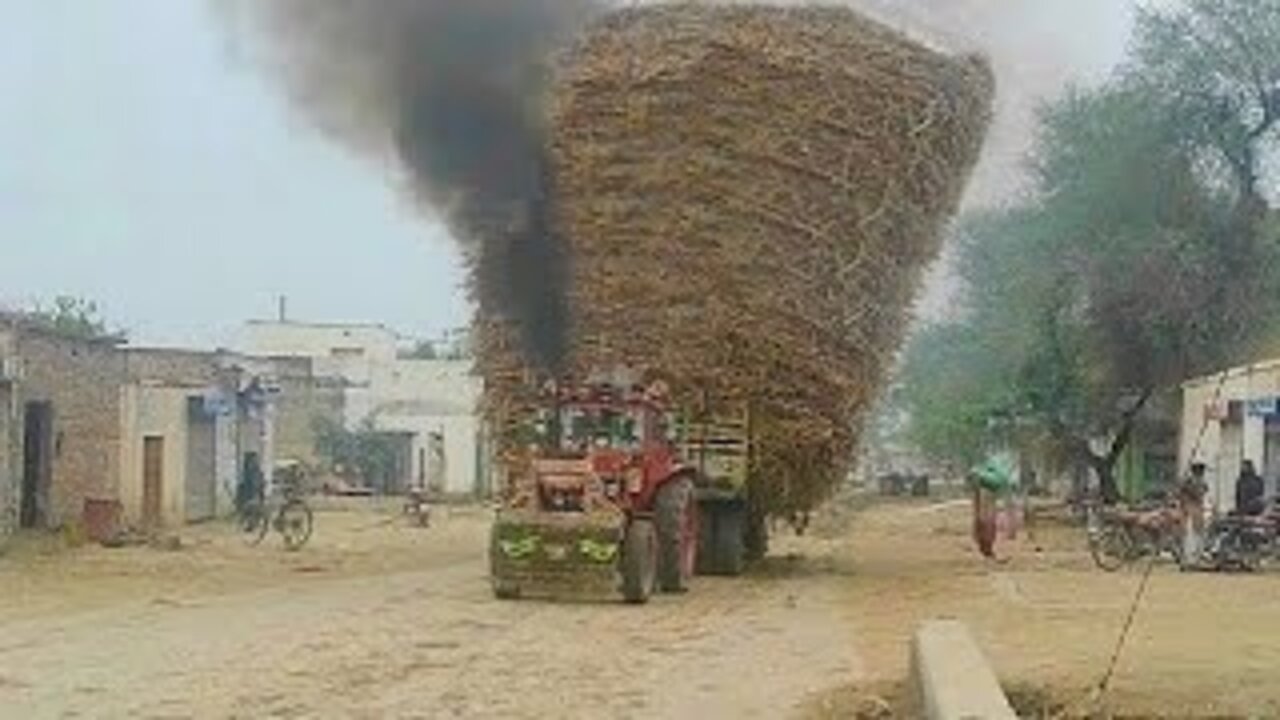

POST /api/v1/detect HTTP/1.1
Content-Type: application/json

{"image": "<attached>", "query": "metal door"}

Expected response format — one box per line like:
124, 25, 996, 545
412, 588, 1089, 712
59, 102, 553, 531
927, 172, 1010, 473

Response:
185, 398, 217, 522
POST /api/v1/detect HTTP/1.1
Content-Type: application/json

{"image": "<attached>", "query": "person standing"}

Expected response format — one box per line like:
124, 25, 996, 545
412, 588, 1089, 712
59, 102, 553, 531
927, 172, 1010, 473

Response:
1236, 460, 1266, 517
236, 452, 265, 515
1178, 462, 1210, 563
969, 454, 1014, 561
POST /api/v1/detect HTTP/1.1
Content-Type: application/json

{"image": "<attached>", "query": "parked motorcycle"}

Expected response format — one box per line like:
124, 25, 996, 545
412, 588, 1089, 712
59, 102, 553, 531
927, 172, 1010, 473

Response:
1087, 500, 1186, 572
1200, 511, 1278, 573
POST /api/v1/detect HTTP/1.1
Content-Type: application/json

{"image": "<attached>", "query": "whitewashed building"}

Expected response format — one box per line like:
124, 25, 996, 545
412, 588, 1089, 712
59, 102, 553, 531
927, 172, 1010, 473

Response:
242, 320, 485, 497
1181, 359, 1280, 512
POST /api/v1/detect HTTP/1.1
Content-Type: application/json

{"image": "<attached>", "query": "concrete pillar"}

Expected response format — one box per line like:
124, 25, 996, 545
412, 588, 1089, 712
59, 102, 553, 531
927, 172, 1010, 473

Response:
911, 620, 1017, 720
1244, 414, 1266, 470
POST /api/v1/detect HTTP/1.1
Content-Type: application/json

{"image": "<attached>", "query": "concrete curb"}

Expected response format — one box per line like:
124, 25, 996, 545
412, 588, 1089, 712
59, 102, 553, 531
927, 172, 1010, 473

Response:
911, 620, 1017, 720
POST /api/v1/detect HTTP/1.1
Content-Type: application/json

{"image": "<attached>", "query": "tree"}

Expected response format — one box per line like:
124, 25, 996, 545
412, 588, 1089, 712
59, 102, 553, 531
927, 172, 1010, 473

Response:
402, 340, 439, 360
1129, 0, 1280, 214
24, 296, 125, 341
312, 417, 402, 492
899, 0, 1280, 500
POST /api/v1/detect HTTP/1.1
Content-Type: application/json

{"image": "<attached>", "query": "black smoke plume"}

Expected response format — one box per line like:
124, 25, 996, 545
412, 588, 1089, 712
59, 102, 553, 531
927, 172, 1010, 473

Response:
228, 0, 604, 371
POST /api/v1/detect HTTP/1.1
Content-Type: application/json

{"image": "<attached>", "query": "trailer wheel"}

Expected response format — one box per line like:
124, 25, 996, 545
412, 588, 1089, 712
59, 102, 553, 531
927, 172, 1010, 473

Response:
656, 477, 697, 593
696, 504, 715, 574
697, 503, 746, 576
621, 519, 658, 604
745, 507, 769, 562
713, 505, 746, 576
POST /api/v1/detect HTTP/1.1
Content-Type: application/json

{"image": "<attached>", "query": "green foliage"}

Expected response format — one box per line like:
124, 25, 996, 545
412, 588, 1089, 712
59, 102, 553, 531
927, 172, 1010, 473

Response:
312, 416, 402, 491
897, 323, 1011, 468
24, 296, 125, 341
897, 0, 1280, 495
402, 341, 439, 360
1129, 0, 1280, 203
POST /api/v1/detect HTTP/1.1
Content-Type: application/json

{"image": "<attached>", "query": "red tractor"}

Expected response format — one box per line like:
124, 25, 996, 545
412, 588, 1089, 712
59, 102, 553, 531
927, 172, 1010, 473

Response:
489, 371, 703, 603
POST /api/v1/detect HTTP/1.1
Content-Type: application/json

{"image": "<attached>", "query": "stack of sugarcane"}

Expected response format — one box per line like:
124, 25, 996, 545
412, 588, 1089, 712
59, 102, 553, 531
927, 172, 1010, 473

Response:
476, 3, 994, 517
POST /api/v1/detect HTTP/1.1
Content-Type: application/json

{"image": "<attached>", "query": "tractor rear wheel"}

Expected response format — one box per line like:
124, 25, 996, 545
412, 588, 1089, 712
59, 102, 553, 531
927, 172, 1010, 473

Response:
656, 477, 697, 593
621, 519, 658, 604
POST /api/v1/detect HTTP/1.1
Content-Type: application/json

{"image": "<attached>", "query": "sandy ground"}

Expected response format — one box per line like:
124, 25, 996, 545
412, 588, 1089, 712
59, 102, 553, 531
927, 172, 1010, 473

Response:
2, 497, 1280, 719
803, 498, 1280, 719
0, 500, 855, 720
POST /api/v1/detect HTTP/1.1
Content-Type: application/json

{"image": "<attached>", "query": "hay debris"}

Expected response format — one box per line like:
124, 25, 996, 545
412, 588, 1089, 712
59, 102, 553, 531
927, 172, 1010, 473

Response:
477, 3, 993, 516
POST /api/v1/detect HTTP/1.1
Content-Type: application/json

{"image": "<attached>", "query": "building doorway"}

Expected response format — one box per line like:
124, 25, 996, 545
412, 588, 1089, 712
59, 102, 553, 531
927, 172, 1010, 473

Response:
20, 401, 53, 529
143, 436, 165, 529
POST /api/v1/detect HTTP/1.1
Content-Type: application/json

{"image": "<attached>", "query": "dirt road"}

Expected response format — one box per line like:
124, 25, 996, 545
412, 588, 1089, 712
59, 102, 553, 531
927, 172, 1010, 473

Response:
806, 498, 1280, 718
4, 498, 1280, 719
0, 503, 857, 720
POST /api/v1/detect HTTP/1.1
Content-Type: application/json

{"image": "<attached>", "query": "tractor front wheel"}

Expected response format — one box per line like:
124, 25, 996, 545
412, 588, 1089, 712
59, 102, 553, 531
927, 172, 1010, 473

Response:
621, 519, 658, 604
656, 477, 698, 593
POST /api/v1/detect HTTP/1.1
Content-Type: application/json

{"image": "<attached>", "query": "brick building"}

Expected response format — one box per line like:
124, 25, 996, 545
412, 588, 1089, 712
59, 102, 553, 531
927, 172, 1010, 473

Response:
0, 326, 16, 540
0, 320, 284, 546
0, 314, 127, 535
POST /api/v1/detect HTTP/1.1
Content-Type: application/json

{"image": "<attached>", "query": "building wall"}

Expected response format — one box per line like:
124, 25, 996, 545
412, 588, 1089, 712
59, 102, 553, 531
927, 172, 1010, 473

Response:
376, 409, 481, 497
1181, 361, 1280, 512
119, 382, 271, 527
243, 321, 486, 497
119, 385, 190, 527
123, 348, 223, 386
0, 350, 14, 542
118, 349, 278, 525
244, 321, 399, 365
259, 356, 345, 469
14, 331, 126, 529
360, 360, 483, 496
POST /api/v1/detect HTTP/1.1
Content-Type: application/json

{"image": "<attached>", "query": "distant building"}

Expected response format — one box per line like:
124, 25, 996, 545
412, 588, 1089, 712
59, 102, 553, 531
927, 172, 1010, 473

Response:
0, 314, 282, 547
248, 355, 345, 470
242, 320, 486, 497
1181, 360, 1280, 513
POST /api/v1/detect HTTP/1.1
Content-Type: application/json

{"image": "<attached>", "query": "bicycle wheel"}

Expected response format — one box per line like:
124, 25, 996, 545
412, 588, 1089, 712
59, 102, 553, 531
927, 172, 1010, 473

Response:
238, 502, 270, 546
1090, 524, 1132, 572
278, 500, 314, 552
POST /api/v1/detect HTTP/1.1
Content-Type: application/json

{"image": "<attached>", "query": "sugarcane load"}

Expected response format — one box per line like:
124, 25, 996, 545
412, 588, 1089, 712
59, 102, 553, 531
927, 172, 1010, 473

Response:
481, 4, 994, 601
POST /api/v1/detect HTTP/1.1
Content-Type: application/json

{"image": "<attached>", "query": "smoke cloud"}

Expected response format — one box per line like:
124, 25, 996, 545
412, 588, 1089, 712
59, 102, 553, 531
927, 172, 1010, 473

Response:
228, 0, 605, 371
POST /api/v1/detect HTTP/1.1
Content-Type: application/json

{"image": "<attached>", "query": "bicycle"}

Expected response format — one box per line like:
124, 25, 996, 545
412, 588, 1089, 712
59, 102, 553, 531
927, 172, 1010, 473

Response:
236, 466, 314, 551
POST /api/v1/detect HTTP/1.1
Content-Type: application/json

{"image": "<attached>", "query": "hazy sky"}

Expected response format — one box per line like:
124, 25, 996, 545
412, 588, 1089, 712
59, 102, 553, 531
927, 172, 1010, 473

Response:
1, 1, 1136, 347
0, 1, 465, 347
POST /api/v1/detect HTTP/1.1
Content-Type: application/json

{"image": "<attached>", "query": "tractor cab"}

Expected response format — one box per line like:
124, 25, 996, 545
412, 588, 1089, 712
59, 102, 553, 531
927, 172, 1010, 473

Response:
511, 377, 682, 516
491, 372, 698, 604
